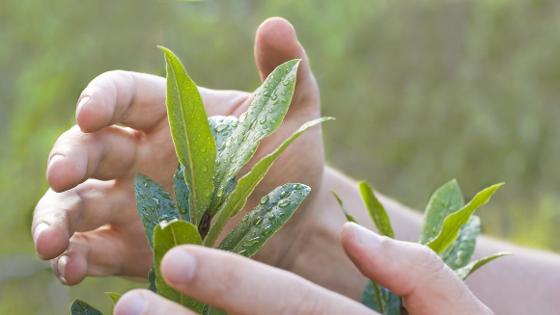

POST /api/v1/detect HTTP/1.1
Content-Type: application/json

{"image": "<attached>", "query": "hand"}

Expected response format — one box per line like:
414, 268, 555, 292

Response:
31, 17, 324, 284
114, 223, 492, 315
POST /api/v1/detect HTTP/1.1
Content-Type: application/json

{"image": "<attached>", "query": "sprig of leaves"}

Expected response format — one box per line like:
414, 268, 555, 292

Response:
71, 47, 328, 314
333, 180, 510, 315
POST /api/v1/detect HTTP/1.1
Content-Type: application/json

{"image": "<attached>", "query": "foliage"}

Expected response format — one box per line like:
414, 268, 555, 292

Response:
334, 179, 511, 314
69, 47, 329, 314
2, 1, 560, 313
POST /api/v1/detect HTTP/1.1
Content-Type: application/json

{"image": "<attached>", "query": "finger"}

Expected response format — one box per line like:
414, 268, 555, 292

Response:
33, 179, 131, 259
76, 70, 250, 133
254, 17, 320, 109
161, 246, 374, 315
341, 223, 492, 315
114, 289, 197, 315
51, 226, 151, 285
46, 125, 139, 192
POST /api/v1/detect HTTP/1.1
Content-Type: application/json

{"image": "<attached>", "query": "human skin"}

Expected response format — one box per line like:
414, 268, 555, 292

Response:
32, 17, 560, 314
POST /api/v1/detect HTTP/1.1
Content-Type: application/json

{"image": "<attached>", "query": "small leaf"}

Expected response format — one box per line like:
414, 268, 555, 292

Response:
331, 191, 356, 222
135, 175, 180, 247
358, 181, 394, 238
362, 281, 401, 315
212, 60, 301, 208
419, 179, 465, 244
104, 292, 121, 305
70, 300, 102, 315
204, 117, 333, 246
159, 46, 216, 225
173, 165, 190, 222
153, 220, 204, 312
219, 183, 310, 257
442, 216, 480, 270
427, 183, 504, 253
455, 252, 512, 280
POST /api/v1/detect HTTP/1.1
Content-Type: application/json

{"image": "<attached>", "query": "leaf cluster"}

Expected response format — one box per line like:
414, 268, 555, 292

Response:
333, 180, 510, 315
71, 47, 331, 314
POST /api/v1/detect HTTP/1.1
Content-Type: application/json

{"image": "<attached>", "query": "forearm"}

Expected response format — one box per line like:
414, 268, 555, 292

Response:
285, 166, 560, 313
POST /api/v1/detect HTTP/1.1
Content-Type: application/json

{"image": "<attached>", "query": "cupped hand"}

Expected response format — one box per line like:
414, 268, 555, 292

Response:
32, 17, 323, 284
114, 223, 492, 315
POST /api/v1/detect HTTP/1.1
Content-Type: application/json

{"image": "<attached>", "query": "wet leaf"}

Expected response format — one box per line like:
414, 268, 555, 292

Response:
153, 220, 204, 313
358, 181, 394, 238
212, 60, 301, 208
148, 268, 157, 292
455, 252, 511, 280
209, 115, 239, 155
427, 183, 504, 253
173, 165, 190, 222
331, 191, 356, 222
419, 179, 465, 245
219, 183, 310, 257
442, 216, 480, 270
362, 281, 401, 315
70, 300, 102, 315
204, 117, 333, 246
159, 46, 216, 225
135, 175, 180, 247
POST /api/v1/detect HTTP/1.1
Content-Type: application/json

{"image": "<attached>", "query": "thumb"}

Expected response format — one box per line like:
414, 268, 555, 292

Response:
254, 17, 319, 108
341, 223, 492, 315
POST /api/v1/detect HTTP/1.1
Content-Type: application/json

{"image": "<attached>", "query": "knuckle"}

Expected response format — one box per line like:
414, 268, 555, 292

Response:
413, 244, 445, 277
280, 277, 324, 315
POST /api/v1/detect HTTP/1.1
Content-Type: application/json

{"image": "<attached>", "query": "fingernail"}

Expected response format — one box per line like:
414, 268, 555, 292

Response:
57, 255, 68, 283
163, 248, 196, 284
77, 96, 90, 111
117, 291, 147, 315
47, 154, 64, 169
349, 223, 382, 246
32, 223, 49, 243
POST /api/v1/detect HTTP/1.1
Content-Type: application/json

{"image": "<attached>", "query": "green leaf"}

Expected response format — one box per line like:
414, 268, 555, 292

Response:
362, 281, 401, 315
219, 183, 310, 257
173, 165, 191, 222
331, 191, 356, 222
104, 292, 121, 305
148, 268, 157, 292
419, 179, 465, 244
153, 220, 204, 313
159, 46, 216, 225
70, 300, 102, 315
135, 175, 180, 247
427, 183, 504, 253
455, 252, 511, 280
358, 181, 394, 238
212, 59, 301, 208
209, 115, 239, 155
204, 117, 333, 246
442, 216, 480, 270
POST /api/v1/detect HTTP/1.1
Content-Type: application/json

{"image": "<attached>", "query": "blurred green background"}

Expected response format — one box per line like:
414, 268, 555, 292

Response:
1, 0, 559, 313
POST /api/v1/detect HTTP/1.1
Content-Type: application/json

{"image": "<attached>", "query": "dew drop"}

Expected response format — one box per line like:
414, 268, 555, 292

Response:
216, 124, 227, 132
278, 199, 290, 208
260, 196, 269, 205
280, 190, 289, 198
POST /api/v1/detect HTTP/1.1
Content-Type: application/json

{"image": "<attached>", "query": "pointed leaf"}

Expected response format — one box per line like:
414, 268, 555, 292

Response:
159, 46, 216, 224
153, 220, 204, 312
148, 268, 157, 292
70, 300, 102, 315
427, 183, 504, 253
213, 60, 301, 206
442, 216, 480, 269
173, 165, 190, 222
204, 117, 333, 246
135, 175, 180, 247
358, 181, 394, 238
219, 183, 310, 257
419, 179, 465, 244
455, 252, 512, 280
331, 191, 356, 223
362, 281, 401, 315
